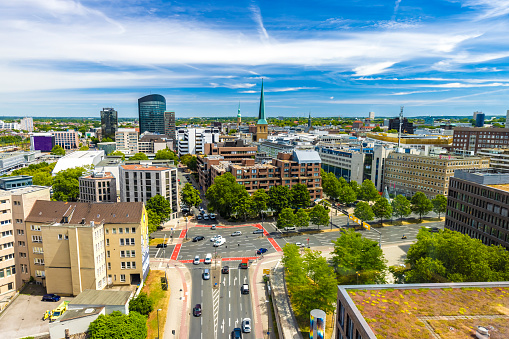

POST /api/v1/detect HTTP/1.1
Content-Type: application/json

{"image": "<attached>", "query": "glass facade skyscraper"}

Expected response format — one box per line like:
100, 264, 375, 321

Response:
100, 108, 118, 139
138, 94, 166, 135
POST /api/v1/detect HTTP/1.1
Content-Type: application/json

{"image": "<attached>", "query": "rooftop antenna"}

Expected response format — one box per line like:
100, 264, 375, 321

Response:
398, 106, 404, 147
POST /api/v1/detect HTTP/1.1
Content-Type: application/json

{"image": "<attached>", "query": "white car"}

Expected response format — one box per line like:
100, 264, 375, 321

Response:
210, 235, 223, 242
231, 231, 242, 236
295, 242, 305, 247
213, 238, 226, 247
242, 318, 251, 333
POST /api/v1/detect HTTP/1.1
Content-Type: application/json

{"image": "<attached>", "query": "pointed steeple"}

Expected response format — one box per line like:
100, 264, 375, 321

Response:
257, 79, 267, 125
237, 102, 241, 118
308, 112, 312, 128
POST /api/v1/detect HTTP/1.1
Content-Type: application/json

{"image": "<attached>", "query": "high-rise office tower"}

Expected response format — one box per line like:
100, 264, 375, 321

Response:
369, 111, 375, 120
164, 111, 176, 142
138, 94, 166, 135
100, 108, 118, 140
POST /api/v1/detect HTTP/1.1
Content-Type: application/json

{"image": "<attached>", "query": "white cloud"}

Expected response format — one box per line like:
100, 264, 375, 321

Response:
421, 82, 509, 88
461, 0, 509, 20
389, 90, 450, 95
249, 4, 269, 41
353, 62, 397, 76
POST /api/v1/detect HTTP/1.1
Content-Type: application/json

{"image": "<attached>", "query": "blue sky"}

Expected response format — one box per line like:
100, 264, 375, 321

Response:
2, 0, 509, 118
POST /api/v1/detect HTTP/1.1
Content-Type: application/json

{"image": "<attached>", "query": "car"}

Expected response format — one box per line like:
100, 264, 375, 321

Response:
211, 225, 217, 230
242, 318, 251, 333
295, 242, 305, 247
232, 328, 242, 339
222, 266, 229, 274
210, 235, 223, 242
231, 231, 242, 236
284, 226, 296, 231
253, 229, 264, 234
256, 248, 268, 255
156, 243, 167, 248
192, 236, 205, 242
203, 214, 209, 220
196, 215, 203, 220
431, 227, 440, 233
203, 268, 210, 280
42, 294, 61, 302
241, 284, 249, 294
193, 255, 200, 265
210, 213, 216, 220
193, 304, 202, 317
213, 238, 226, 247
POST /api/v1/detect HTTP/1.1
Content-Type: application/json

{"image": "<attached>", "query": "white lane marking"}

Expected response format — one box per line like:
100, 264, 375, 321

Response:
229, 303, 231, 312
233, 276, 237, 286
201, 290, 203, 297
221, 319, 225, 334
229, 290, 230, 298
240, 303, 242, 312
213, 289, 220, 339
223, 277, 226, 286
155, 248, 161, 258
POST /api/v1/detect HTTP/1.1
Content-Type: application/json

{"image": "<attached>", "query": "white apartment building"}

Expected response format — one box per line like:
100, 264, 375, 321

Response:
115, 129, 139, 154
177, 128, 220, 156
20, 118, 34, 132
119, 164, 179, 219
52, 130, 80, 149
0, 121, 21, 130
478, 148, 509, 171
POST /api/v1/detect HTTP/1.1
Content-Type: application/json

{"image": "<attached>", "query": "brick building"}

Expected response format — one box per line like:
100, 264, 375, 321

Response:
452, 127, 509, 153
203, 139, 257, 162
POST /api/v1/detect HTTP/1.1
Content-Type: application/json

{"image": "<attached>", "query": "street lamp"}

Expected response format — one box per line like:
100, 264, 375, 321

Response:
157, 308, 162, 339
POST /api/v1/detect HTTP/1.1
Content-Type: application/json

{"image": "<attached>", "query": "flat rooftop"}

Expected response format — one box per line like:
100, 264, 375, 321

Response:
57, 307, 104, 322
347, 285, 509, 339
488, 184, 509, 193
70, 289, 132, 306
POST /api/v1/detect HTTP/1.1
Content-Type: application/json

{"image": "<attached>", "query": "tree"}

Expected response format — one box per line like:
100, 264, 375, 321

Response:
405, 257, 447, 283
277, 208, 296, 230
155, 148, 178, 163
88, 311, 147, 339
411, 192, 433, 220
354, 202, 374, 222
358, 179, 379, 202
79, 145, 89, 151
233, 194, 253, 221
388, 129, 398, 133
290, 183, 310, 209
146, 195, 172, 221
391, 194, 412, 222
129, 152, 149, 161
251, 189, 269, 217
32, 171, 53, 186
128, 292, 153, 316
295, 208, 310, 230
147, 209, 161, 234
321, 170, 340, 200
206, 173, 248, 218
50, 145, 65, 156
331, 228, 387, 284
338, 184, 357, 205
109, 151, 126, 161
372, 126, 383, 132
348, 180, 360, 197
228, 129, 237, 135
431, 195, 447, 219
52, 167, 87, 201
180, 183, 202, 208
372, 198, 393, 224
309, 204, 329, 230
180, 154, 197, 171
268, 185, 291, 214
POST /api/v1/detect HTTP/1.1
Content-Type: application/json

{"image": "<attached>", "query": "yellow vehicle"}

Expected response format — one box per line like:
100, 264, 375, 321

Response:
43, 310, 51, 320
49, 301, 69, 322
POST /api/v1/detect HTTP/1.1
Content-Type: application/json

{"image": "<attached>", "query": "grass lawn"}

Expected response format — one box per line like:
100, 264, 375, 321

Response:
142, 270, 171, 339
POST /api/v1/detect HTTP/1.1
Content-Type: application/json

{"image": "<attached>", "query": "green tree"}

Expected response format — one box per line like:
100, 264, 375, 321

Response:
129, 152, 149, 161
32, 171, 53, 186
102, 137, 114, 142
88, 311, 147, 339
290, 183, 310, 209
405, 257, 447, 283
147, 209, 161, 234
294, 208, 310, 230
388, 129, 398, 133
233, 194, 253, 221
206, 172, 248, 218
431, 194, 447, 219
180, 183, 202, 208
128, 292, 153, 316
321, 170, 340, 200
354, 202, 374, 222
372, 198, 393, 224
109, 151, 126, 161
79, 145, 89, 151
309, 204, 329, 230
146, 195, 172, 221
338, 184, 357, 205
52, 167, 87, 201
155, 148, 178, 163
331, 229, 387, 284
50, 145, 65, 156
391, 194, 412, 222
348, 180, 360, 197
90, 137, 100, 145
268, 185, 291, 214
411, 192, 433, 220
372, 126, 383, 132
180, 154, 198, 171
358, 179, 379, 202
228, 129, 237, 135
251, 189, 269, 217
277, 208, 296, 230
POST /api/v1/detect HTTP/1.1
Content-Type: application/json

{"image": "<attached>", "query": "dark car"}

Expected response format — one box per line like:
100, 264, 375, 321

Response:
193, 304, 202, 317
156, 243, 168, 248
192, 236, 205, 242
196, 215, 203, 220
256, 248, 268, 255
42, 294, 61, 302
253, 229, 264, 234
222, 266, 229, 274
232, 328, 242, 339
431, 227, 440, 233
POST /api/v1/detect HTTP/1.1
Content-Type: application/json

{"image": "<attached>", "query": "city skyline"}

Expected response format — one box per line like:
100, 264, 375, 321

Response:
2, 1, 509, 117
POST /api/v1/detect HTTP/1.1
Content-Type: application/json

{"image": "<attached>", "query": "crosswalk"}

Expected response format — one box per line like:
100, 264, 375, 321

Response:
213, 288, 220, 339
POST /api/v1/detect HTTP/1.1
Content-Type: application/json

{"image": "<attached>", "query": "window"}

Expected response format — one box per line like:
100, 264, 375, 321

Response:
125, 228, 129, 234
120, 250, 125, 258
126, 262, 131, 269
34, 258, 45, 265
31, 225, 41, 231
32, 235, 42, 243
120, 238, 124, 246
105, 228, 109, 234
17, 229, 24, 235
16, 219, 23, 223
35, 270, 45, 277
58, 234, 63, 240
130, 238, 135, 245
131, 250, 136, 257
106, 238, 110, 246
120, 274, 125, 282
132, 261, 136, 269
17, 241, 25, 247
112, 228, 116, 234
119, 228, 123, 234
121, 262, 126, 269
33, 247, 43, 254
108, 262, 111, 270
132, 227, 136, 233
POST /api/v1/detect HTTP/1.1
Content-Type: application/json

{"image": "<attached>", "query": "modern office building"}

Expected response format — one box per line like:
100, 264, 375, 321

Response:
384, 151, 490, 198
52, 150, 105, 175
100, 108, 118, 140
316, 146, 366, 184
30, 133, 55, 152
0, 176, 33, 190
97, 142, 116, 156
368, 111, 375, 120
79, 172, 117, 203
163, 111, 176, 144
25, 201, 149, 295
138, 94, 166, 135
475, 112, 486, 127
0, 121, 21, 130
52, 130, 80, 150
115, 128, 139, 154
138, 133, 169, 154
177, 128, 220, 156
119, 164, 179, 219
451, 127, 509, 153
20, 117, 34, 132
0, 153, 27, 174
446, 169, 509, 249
388, 117, 414, 134
477, 148, 509, 171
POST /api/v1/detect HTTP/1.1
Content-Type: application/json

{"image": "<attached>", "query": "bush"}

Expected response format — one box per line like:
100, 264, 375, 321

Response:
129, 292, 154, 316
88, 311, 147, 339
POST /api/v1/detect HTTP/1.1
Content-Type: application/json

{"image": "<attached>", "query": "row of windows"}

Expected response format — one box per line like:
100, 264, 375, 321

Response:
446, 220, 509, 246
1, 230, 13, 237
0, 265, 16, 279
105, 227, 136, 235
450, 180, 509, 205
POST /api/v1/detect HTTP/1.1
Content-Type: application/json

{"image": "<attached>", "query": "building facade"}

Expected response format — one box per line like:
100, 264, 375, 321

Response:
52, 130, 80, 150
177, 128, 220, 156
30, 133, 55, 152
384, 151, 490, 198
163, 111, 176, 144
452, 127, 509, 153
203, 139, 257, 162
79, 172, 117, 203
20, 117, 34, 132
115, 128, 139, 154
388, 118, 414, 134
477, 148, 509, 171
100, 108, 118, 140
445, 169, 509, 249
316, 146, 366, 184
138, 94, 166, 135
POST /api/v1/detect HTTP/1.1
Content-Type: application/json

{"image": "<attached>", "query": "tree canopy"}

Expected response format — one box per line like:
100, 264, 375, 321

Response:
354, 201, 374, 222
268, 185, 291, 214
155, 148, 178, 163
109, 151, 126, 161
411, 192, 433, 220
50, 145, 66, 156
180, 154, 197, 171
146, 195, 172, 220
251, 189, 269, 217
372, 198, 392, 224
309, 204, 329, 229
206, 172, 248, 218
128, 292, 153, 316
52, 167, 87, 201
180, 183, 202, 208
391, 194, 412, 221
277, 208, 296, 230
294, 208, 310, 230
129, 152, 149, 161
88, 311, 147, 339
358, 179, 379, 202
290, 183, 311, 209
431, 195, 447, 219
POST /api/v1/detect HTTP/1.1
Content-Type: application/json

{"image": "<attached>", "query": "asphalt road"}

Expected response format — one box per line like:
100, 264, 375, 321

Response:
189, 267, 214, 339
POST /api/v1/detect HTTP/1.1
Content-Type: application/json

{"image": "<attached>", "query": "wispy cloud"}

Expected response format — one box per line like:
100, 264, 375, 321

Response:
389, 90, 450, 95
353, 62, 396, 76
249, 3, 269, 41
461, 0, 509, 20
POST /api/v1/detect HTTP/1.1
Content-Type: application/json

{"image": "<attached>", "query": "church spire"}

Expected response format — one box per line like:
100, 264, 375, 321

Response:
237, 101, 241, 118
257, 79, 267, 125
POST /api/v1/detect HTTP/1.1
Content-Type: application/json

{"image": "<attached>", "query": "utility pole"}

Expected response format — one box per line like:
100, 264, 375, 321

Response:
398, 106, 404, 148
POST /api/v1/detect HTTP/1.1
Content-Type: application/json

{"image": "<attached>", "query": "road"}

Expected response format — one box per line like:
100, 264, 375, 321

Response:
189, 267, 214, 339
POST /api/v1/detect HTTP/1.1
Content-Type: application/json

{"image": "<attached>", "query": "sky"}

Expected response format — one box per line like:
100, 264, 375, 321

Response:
2, 0, 509, 118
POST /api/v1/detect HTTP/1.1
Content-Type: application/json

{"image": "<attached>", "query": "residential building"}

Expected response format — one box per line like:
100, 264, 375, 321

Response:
446, 169, 509, 249
25, 201, 149, 295
138, 133, 169, 154
138, 94, 166, 135
20, 117, 34, 132
52, 150, 105, 175
451, 127, 509, 153
100, 108, 118, 140
163, 111, 176, 144
203, 139, 257, 162
115, 128, 139, 154
477, 148, 509, 171
79, 172, 117, 203
177, 128, 220, 156
30, 133, 55, 152
254, 80, 268, 142
388, 117, 414, 134
0, 153, 27, 174
0, 121, 21, 130
52, 130, 80, 150
335, 282, 509, 339
119, 164, 179, 219
475, 112, 486, 127
384, 151, 490, 198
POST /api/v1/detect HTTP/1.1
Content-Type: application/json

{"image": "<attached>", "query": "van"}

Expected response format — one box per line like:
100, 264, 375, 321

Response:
203, 269, 210, 280
204, 253, 212, 264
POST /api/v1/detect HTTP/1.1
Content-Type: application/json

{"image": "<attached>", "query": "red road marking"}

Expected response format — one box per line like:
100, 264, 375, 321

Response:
193, 224, 258, 228
267, 237, 282, 252
170, 244, 182, 260
179, 229, 187, 238
178, 256, 258, 263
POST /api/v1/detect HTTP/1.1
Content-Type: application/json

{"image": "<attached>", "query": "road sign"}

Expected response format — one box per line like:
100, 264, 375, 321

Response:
171, 228, 173, 231
263, 269, 270, 275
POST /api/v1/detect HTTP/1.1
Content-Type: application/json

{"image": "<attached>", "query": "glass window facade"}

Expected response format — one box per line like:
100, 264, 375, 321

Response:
138, 94, 166, 134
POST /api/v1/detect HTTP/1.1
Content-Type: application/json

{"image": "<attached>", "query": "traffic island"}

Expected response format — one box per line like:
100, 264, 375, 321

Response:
212, 259, 221, 290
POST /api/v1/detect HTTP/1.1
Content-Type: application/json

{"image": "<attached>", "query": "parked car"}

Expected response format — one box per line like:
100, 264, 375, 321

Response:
211, 225, 217, 230
203, 214, 209, 220
295, 242, 305, 247
213, 238, 226, 247
156, 243, 167, 248
284, 226, 296, 231
192, 236, 205, 242
222, 266, 229, 274
231, 231, 242, 236
242, 318, 251, 333
193, 304, 202, 317
210, 235, 223, 242
256, 248, 268, 255
253, 229, 264, 234
210, 213, 216, 220
232, 328, 242, 339
42, 294, 61, 302
196, 215, 203, 220
431, 227, 440, 233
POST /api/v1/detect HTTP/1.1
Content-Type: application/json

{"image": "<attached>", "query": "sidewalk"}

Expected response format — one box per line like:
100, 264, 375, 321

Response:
271, 266, 303, 339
